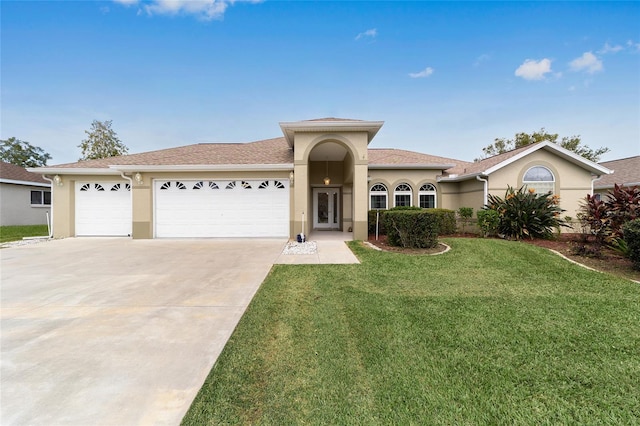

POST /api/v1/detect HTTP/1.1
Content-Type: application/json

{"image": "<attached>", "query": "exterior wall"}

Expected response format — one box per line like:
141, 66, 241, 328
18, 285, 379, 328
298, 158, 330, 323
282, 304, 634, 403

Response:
366, 169, 443, 209
444, 179, 485, 212
488, 150, 595, 223
0, 183, 51, 226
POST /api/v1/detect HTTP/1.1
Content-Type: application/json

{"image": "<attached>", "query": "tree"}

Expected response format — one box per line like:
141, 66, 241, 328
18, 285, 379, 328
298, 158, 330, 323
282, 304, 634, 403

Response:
475, 128, 609, 162
78, 120, 128, 160
0, 137, 52, 168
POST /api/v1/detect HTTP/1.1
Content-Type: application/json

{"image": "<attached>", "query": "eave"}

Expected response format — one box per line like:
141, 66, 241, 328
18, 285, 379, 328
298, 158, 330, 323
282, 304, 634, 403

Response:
280, 120, 384, 147
110, 164, 294, 172
368, 163, 455, 170
0, 178, 51, 188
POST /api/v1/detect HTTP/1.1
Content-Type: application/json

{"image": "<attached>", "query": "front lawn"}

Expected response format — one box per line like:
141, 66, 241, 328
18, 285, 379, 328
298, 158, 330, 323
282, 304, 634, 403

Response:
0, 225, 49, 243
183, 238, 640, 425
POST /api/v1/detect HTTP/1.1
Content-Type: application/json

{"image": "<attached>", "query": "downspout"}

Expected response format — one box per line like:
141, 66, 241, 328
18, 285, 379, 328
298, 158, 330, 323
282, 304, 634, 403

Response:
591, 174, 603, 196
120, 171, 134, 238
476, 175, 488, 206
42, 175, 54, 238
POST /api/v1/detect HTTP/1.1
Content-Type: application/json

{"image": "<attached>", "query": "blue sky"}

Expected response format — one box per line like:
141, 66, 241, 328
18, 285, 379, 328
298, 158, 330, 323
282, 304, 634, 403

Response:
2, 1, 639, 165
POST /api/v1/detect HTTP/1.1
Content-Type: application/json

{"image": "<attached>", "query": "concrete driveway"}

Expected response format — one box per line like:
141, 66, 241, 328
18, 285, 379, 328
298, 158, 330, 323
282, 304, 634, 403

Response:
0, 237, 286, 426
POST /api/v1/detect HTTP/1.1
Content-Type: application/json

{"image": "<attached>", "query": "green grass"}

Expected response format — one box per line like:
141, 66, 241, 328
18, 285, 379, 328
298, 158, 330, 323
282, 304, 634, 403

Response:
183, 238, 640, 425
0, 225, 49, 243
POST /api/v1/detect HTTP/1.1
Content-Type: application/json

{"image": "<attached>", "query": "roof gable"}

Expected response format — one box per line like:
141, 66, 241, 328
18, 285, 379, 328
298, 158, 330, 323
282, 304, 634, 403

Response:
443, 141, 612, 180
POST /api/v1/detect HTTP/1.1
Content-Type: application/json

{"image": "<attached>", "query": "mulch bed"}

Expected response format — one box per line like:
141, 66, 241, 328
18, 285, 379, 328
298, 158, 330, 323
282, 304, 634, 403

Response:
368, 233, 640, 282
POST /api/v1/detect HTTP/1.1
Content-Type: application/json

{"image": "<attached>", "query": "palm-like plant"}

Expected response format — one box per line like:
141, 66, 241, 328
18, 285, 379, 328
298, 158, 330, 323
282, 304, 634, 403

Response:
485, 186, 567, 240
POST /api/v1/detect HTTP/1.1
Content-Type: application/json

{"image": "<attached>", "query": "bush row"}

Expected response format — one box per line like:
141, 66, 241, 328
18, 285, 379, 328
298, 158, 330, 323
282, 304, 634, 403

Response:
368, 207, 456, 248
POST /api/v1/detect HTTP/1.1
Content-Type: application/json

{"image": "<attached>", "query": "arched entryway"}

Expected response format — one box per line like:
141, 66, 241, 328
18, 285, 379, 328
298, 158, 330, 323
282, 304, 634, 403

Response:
281, 118, 384, 240
307, 141, 355, 233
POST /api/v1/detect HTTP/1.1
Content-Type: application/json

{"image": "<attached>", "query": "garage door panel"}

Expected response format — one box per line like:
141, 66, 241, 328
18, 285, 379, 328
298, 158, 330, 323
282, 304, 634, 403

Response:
76, 182, 132, 236
154, 179, 289, 238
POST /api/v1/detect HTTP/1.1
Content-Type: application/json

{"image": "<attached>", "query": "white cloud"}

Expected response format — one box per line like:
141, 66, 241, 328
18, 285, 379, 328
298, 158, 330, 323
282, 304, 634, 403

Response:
514, 58, 552, 80
598, 42, 623, 54
569, 51, 603, 74
409, 67, 434, 78
355, 28, 377, 41
112, 0, 257, 20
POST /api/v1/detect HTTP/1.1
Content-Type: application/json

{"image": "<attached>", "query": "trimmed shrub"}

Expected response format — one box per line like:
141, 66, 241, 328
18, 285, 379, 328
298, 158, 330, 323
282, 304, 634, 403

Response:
623, 219, 640, 270
486, 186, 568, 240
384, 209, 439, 248
428, 208, 457, 235
477, 209, 499, 237
368, 210, 387, 235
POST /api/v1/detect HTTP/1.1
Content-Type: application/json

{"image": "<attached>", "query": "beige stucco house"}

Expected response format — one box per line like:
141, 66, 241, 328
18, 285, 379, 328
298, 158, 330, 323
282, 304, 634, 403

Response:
0, 161, 51, 226
30, 118, 612, 240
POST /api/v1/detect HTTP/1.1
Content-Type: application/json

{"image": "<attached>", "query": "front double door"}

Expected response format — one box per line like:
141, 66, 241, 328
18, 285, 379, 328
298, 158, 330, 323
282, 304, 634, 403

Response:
313, 188, 340, 229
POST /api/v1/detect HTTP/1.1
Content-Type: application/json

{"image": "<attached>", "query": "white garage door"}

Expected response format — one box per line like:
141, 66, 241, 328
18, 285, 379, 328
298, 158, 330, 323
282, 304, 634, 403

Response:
75, 182, 132, 236
154, 179, 289, 238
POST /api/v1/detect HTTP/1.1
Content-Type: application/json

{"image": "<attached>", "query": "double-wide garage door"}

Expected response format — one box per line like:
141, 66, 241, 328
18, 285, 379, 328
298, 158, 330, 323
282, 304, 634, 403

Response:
154, 179, 289, 238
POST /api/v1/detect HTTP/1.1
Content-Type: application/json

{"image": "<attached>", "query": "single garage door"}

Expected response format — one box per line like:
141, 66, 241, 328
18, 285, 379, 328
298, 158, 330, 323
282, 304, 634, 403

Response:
155, 179, 289, 238
75, 182, 132, 236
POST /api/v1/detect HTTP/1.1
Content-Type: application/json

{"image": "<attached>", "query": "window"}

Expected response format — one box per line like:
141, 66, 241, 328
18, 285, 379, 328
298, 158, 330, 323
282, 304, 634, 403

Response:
523, 166, 555, 194
394, 183, 413, 207
419, 183, 437, 208
31, 190, 51, 206
369, 183, 388, 209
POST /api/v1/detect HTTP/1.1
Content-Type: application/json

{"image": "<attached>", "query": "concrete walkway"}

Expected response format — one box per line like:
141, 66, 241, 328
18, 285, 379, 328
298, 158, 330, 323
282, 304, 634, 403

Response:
1, 238, 286, 426
274, 231, 360, 265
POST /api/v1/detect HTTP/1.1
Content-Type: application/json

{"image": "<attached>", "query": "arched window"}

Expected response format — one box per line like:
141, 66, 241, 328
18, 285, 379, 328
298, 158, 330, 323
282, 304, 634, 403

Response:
370, 183, 388, 210
523, 166, 555, 194
419, 183, 437, 208
394, 183, 413, 207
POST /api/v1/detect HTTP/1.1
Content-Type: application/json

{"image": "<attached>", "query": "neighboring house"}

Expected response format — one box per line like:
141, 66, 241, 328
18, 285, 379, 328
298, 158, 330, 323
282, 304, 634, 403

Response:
30, 118, 612, 240
0, 161, 52, 226
594, 155, 640, 199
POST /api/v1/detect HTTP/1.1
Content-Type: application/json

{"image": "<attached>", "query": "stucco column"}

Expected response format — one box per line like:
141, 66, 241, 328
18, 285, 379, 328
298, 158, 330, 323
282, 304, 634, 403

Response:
352, 162, 369, 240
292, 163, 308, 238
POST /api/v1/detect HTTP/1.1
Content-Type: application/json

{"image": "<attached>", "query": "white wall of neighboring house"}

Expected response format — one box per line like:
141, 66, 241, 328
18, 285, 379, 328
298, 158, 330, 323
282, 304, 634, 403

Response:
0, 182, 51, 226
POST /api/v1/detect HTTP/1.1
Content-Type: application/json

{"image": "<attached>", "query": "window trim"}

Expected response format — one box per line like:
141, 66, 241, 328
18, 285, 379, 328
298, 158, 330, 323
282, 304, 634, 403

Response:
30, 190, 51, 207
393, 182, 413, 207
418, 183, 437, 209
369, 183, 388, 210
523, 166, 555, 194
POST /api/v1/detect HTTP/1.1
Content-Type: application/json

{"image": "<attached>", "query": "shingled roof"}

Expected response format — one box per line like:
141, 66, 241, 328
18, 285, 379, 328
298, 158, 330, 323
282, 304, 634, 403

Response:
368, 148, 466, 169
48, 137, 293, 168
446, 143, 535, 176
0, 161, 50, 184
595, 155, 640, 189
